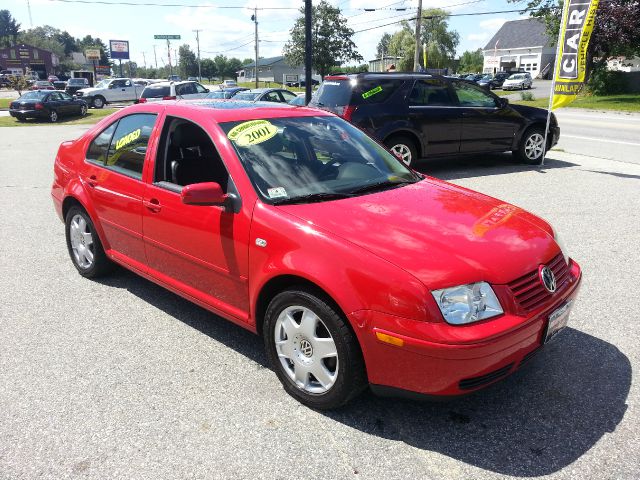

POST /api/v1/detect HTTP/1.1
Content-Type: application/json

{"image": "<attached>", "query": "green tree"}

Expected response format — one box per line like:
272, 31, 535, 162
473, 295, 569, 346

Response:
376, 33, 392, 58
78, 35, 111, 66
242, 57, 253, 66
284, 0, 362, 78
225, 57, 242, 79
329, 64, 369, 74
388, 28, 415, 71
178, 44, 198, 78
214, 55, 228, 79
200, 58, 217, 80
0, 9, 21, 48
459, 48, 484, 73
8, 75, 29, 95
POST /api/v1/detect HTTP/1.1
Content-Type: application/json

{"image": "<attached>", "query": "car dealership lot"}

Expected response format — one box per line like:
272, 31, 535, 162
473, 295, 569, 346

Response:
1, 125, 638, 479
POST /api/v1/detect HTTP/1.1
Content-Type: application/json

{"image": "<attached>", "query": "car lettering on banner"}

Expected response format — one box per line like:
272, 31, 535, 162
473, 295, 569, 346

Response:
51, 100, 582, 410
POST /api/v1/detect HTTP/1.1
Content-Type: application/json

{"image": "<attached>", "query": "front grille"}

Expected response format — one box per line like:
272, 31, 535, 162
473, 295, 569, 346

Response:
508, 253, 570, 312
459, 363, 514, 390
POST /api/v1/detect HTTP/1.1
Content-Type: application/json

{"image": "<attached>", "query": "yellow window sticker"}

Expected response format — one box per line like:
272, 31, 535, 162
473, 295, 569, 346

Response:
362, 85, 382, 99
227, 120, 278, 147
114, 128, 141, 151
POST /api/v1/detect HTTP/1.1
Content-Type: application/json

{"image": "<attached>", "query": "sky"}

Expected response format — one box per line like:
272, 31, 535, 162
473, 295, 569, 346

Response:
4, 0, 531, 69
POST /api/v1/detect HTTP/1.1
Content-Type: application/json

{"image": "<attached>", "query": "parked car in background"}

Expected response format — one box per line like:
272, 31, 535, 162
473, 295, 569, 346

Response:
187, 76, 198, 81
464, 74, 484, 82
51, 101, 581, 409
502, 73, 533, 90
167, 75, 181, 82
53, 81, 67, 90
205, 87, 249, 99
65, 77, 90, 95
221, 79, 237, 88
232, 88, 298, 103
76, 78, 144, 108
47, 75, 59, 83
9, 90, 87, 122
138, 80, 210, 103
310, 72, 559, 165
30, 81, 55, 90
288, 93, 306, 106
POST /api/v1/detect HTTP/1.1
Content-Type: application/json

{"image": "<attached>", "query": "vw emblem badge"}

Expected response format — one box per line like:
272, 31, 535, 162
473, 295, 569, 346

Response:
539, 265, 557, 293
299, 339, 313, 358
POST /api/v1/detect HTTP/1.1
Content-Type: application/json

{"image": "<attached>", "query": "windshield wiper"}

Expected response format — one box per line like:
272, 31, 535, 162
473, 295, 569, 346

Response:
272, 192, 353, 205
349, 179, 417, 195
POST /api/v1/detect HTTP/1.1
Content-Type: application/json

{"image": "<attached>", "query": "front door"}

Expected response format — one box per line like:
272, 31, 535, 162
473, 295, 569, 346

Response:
407, 78, 462, 156
451, 80, 518, 153
142, 117, 251, 320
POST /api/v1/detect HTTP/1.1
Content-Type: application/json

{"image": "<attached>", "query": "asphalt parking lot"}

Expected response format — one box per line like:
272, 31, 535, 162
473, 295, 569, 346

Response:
1, 125, 638, 479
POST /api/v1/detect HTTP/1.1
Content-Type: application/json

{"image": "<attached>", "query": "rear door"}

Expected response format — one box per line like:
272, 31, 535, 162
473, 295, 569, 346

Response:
451, 80, 518, 153
407, 78, 462, 156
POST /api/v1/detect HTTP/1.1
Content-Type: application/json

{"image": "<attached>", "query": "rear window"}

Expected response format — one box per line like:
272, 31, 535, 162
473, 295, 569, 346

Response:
19, 91, 48, 100
142, 85, 170, 98
314, 78, 404, 109
234, 92, 260, 101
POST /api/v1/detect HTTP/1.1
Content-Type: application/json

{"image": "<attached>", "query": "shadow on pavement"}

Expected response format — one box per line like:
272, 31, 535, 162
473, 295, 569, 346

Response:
97, 270, 630, 477
415, 152, 579, 181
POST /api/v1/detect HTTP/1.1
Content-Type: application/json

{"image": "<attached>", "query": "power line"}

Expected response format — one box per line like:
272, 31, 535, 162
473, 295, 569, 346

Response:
201, 40, 254, 55
44, 0, 298, 9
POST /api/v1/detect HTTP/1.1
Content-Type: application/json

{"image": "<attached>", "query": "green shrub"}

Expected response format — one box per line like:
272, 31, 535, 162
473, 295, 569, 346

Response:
588, 66, 628, 95
520, 91, 535, 101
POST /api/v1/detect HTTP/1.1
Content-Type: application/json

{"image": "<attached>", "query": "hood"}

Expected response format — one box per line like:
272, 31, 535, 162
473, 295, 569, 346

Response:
277, 179, 557, 289
77, 87, 98, 95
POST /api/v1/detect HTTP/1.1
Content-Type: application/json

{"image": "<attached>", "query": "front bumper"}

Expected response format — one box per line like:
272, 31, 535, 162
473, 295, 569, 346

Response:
350, 260, 582, 397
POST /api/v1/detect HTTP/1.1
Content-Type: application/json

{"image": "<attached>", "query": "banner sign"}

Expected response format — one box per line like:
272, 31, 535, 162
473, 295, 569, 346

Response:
109, 40, 130, 60
85, 48, 100, 60
551, 0, 599, 110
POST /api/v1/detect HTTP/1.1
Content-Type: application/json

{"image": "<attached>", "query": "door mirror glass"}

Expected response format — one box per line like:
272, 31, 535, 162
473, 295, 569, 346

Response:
181, 182, 227, 206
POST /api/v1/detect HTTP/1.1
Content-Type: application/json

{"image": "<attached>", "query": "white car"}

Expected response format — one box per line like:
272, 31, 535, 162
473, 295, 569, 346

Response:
138, 80, 210, 103
502, 73, 533, 90
221, 79, 237, 88
75, 78, 143, 108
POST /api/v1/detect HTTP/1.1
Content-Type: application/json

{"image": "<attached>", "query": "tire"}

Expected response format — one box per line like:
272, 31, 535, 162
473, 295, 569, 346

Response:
385, 135, 418, 167
92, 96, 105, 109
65, 206, 113, 278
515, 127, 546, 164
263, 288, 367, 410
49, 110, 58, 123
80, 104, 87, 116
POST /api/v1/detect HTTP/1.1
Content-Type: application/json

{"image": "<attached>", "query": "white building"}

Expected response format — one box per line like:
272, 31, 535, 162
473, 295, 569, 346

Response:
482, 18, 555, 79
606, 57, 640, 72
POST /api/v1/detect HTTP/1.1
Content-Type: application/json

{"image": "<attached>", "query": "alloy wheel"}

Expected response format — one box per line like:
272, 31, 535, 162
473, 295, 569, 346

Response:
69, 214, 95, 269
274, 305, 339, 394
390, 144, 412, 166
524, 132, 545, 160
49, 110, 58, 122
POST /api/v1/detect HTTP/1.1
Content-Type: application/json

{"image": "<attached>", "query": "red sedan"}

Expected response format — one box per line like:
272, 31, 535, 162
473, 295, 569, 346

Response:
30, 80, 55, 90
51, 101, 582, 409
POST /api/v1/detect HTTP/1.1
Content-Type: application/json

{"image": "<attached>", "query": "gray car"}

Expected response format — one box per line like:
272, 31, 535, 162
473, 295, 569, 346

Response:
232, 88, 298, 104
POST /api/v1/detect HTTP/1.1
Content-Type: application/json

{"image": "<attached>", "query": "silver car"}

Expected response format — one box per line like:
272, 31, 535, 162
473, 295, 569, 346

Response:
502, 73, 533, 90
138, 80, 210, 103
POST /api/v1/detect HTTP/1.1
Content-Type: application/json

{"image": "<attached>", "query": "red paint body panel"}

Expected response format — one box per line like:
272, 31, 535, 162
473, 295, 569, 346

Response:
51, 101, 583, 398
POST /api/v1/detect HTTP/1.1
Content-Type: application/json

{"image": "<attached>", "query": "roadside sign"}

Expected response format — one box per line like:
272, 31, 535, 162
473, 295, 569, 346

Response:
110, 40, 130, 60
154, 35, 181, 40
85, 48, 100, 60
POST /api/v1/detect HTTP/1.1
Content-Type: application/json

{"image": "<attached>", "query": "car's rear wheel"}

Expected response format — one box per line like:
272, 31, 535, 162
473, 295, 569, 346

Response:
92, 96, 105, 109
49, 110, 58, 123
65, 206, 113, 278
385, 135, 418, 167
515, 127, 546, 164
264, 288, 366, 409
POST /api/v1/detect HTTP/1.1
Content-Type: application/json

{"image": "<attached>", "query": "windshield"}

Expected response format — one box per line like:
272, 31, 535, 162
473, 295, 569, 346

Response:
69, 79, 85, 85
207, 91, 227, 99
509, 74, 525, 80
220, 116, 420, 204
19, 91, 48, 100
233, 92, 261, 101
94, 80, 109, 89
142, 85, 170, 98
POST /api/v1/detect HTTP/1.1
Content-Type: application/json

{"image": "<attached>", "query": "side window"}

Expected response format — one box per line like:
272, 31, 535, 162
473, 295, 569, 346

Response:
105, 114, 157, 179
60, 92, 73, 101
49, 92, 62, 101
453, 82, 497, 108
124, 80, 132, 87
264, 91, 281, 102
353, 79, 404, 105
279, 90, 297, 102
86, 123, 117, 165
409, 79, 454, 106
194, 83, 207, 93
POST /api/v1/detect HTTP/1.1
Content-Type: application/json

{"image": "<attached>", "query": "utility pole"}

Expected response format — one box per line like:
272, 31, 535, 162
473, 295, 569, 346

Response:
252, 8, 259, 88
142, 51, 147, 69
413, 0, 423, 71
304, 0, 312, 104
153, 44, 158, 68
167, 39, 172, 76
193, 29, 202, 81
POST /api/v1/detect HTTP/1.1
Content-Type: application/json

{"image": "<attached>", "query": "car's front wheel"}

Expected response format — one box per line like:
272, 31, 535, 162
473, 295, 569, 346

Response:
385, 135, 418, 167
264, 288, 366, 409
515, 127, 546, 164
65, 206, 113, 278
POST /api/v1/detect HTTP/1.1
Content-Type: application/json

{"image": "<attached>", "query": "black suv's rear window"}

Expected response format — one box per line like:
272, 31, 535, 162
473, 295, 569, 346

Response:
142, 85, 170, 98
314, 78, 404, 109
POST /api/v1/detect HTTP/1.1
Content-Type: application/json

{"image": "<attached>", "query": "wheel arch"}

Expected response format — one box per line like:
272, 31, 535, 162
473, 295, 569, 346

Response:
61, 189, 110, 251
383, 129, 423, 157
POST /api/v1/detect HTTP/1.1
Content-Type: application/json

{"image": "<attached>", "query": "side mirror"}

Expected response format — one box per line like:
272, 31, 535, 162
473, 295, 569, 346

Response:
204, 88, 209, 93
499, 97, 509, 108
181, 182, 228, 207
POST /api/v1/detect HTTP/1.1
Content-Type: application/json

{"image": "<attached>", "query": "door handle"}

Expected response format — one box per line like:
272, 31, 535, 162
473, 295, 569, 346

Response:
87, 175, 98, 187
144, 198, 162, 213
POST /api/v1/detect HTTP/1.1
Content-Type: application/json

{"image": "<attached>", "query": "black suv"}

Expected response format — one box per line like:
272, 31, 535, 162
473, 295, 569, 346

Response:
310, 73, 559, 165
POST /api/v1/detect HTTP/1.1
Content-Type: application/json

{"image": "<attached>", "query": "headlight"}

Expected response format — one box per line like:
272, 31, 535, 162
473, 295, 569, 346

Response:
431, 282, 503, 325
553, 229, 570, 265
